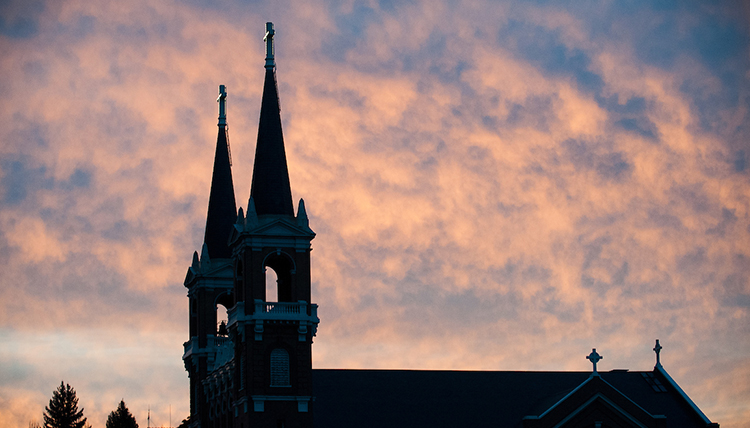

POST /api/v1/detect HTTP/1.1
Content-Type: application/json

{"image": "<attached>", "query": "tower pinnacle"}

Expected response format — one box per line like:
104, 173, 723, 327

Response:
203, 85, 237, 258
250, 23, 294, 216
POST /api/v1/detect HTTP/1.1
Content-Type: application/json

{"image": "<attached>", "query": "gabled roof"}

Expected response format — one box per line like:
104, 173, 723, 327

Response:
249, 67, 294, 217
311, 369, 713, 428
203, 105, 237, 259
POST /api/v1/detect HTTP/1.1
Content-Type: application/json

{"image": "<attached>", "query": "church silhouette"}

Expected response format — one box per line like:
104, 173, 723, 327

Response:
180, 22, 719, 428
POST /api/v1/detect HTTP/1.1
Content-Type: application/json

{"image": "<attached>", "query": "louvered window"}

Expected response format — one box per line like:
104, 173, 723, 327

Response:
270, 348, 290, 387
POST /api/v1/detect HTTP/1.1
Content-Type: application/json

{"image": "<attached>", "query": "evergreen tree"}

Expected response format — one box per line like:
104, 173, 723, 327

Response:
43, 382, 87, 428
106, 400, 139, 428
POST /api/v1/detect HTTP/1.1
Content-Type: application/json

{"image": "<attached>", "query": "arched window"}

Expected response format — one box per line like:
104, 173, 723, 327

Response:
266, 267, 279, 302
270, 348, 290, 387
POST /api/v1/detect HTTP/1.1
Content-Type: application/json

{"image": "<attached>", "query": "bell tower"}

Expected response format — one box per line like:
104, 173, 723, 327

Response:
227, 22, 319, 428
183, 84, 238, 428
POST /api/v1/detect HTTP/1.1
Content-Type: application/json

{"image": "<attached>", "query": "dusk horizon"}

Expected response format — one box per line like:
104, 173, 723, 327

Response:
1, 1, 748, 427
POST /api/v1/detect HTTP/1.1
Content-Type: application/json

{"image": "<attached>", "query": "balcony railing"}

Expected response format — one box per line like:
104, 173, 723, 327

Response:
182, 335, 232, 359
253, 299, 318, 321
227, 300, 319, 326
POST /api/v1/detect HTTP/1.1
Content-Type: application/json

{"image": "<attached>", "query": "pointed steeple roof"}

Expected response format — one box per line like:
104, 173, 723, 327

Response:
249, 22, 295, 217
203, 85, 237, 259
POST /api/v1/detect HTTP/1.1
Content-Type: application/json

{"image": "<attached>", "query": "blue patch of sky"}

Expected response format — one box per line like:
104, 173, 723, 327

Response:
541, 293, 582, 323
614, 118, 658, 141
0, 159, 53, 205
595, 152, 631, 181
676, 247, 706, 274
596, 95, 647, 115
627, 4, 749, 141
403, 30, 470, 81
691, 17, 746, 73
706, 207, 738, 237
562, 139, 632, 182
647, 208, 684, 230
596, 95, 659, 142
505, 95, 554, 131
507, 2, 747, 152
580, 235, 610, 270
322, 2, 379, 63
61, 168, 92, 190
50, 13, 97, 41
734, 150, 746, 173
1, 156, 92, 205
0, 0, 44, 39
581, 274, 613, 297
498, 20, 604, 95
721, 272, 750, 308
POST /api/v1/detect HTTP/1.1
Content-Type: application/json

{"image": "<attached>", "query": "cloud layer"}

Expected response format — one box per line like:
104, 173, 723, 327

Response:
1, 0, 748, 427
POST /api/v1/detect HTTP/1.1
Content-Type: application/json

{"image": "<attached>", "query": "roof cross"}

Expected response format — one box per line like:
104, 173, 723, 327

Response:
586, 348, 603, 374
654, 339, 663, 367
264, 22, 275, 69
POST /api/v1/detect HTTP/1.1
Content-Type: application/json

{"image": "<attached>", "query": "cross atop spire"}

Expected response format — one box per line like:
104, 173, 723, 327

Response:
218, 85, 227, 127
587, 348, 603, 375
264, 22, 275, 69
654, 339, 663, 368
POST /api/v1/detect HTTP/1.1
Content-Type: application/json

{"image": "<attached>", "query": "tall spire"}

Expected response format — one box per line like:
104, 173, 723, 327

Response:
250, 22, 294, 216
204, 85, 237, 258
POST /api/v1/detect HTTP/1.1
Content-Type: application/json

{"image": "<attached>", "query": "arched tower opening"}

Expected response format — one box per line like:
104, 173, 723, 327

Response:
263, 252, 294, 302
266, 266, 279, 303
215, 291, 233, 336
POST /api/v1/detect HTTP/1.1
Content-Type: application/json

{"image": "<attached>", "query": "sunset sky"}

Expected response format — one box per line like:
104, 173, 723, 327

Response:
1, 1, 749, 427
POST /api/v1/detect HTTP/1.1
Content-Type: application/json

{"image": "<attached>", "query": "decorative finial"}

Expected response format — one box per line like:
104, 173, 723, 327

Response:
654, 339, 662, 368
217, 85, 227, 127
587, 348, 603, 374
264, 22, 275, 69
296, 198, 309, 227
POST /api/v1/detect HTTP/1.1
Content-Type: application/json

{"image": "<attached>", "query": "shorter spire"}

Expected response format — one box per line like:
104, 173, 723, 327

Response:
203, 85, 237, 259
264, 22, 275, 69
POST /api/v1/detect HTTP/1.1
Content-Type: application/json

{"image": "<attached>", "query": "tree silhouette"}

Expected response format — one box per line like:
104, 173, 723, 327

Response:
43, 382, 87, 428
106, 400, 139, 428
176, 416, 191, 428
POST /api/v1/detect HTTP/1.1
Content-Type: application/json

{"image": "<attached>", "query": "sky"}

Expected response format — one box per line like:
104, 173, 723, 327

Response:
0, 0, 748, 427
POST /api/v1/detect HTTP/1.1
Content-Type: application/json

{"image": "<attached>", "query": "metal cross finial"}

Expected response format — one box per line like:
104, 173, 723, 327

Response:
587, 348, 603, 374
264, 22, 275, 69
217, 85, 227, 127
654, 339, 662, 367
